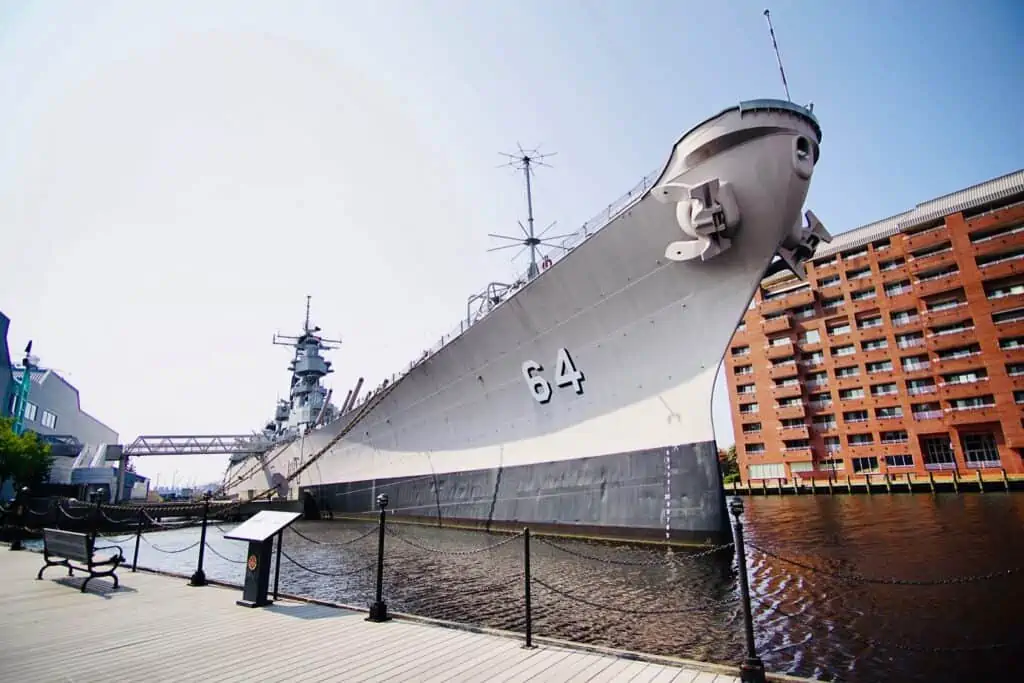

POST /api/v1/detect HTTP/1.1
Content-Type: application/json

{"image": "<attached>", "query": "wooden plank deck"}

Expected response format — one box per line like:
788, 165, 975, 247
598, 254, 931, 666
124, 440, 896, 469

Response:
0, 549, 777, 682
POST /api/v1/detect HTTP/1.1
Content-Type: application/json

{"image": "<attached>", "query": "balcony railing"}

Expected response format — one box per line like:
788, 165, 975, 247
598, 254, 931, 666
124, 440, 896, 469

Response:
913, 410, 943, 420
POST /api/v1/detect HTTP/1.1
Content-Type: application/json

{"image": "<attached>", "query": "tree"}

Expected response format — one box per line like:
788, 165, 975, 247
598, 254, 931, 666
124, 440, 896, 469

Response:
718, 444, 740, 484
0, 417, 53, 495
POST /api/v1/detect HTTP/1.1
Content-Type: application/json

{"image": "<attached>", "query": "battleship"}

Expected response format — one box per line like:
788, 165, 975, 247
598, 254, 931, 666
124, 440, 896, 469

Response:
221, 97, 830, 545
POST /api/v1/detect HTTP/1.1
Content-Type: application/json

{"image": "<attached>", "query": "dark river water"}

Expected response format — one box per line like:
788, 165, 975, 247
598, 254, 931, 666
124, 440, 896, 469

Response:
81, 493, 1024, 682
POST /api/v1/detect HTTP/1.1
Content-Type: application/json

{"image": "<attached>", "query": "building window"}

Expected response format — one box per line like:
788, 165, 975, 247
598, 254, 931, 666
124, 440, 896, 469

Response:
851, 288, 877, 301
40, 410, 57, 429
7, 394, 15, 414
922, 437, 955, 469
731, 345, 750, 357
749, 463, 786, 480
742, 422, 762, 434
866, 360, 893, 373
881, 430, 908, 444
876, 406, 903, 420
24, 401, 38, 422
852, 457, 880, 473
862, 338, 888, 351
820, 458, 845, 471
844, 410, 869, 423
740, 403, 759, 414
849, 433, 874, 446
835, 365, 860, 378
839, 388, 865, 400
801, 329, 821, 344
746, 443, 765, 454
885, 454, 914, 467
818, 275, 840, 287
961, 433, 1000, 468
824, 437, 841, 452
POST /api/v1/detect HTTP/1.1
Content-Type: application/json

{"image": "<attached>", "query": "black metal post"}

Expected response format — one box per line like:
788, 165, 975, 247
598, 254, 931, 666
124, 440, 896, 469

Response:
367, 494, 390, 622
273, 529, 283, 601
189, 493, 211, 587
132, 508, 144, 572
8, 487, 29, 551
92, 496, 102, 536
730, 498, 765, 683
523, 527, 534, 649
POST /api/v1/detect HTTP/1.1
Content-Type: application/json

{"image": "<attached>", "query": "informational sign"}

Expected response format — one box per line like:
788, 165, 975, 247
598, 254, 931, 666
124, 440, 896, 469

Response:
224, 511, 302, 543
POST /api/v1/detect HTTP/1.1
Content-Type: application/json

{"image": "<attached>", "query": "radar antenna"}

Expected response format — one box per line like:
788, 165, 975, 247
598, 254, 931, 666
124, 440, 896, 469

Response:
763, 9, 792, 102
489, 144, 577, 281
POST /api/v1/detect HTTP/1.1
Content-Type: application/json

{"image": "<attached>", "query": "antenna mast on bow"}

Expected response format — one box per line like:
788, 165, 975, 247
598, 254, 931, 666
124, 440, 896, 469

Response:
489, 145, 576, 281
763, 9, 792, 102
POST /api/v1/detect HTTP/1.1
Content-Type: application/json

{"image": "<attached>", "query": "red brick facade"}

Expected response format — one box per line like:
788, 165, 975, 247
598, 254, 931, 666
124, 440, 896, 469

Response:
725, 191, 1024, 483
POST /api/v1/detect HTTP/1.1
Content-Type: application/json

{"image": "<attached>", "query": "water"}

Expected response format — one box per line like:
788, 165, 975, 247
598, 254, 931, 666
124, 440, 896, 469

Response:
84, 493, 1024, 682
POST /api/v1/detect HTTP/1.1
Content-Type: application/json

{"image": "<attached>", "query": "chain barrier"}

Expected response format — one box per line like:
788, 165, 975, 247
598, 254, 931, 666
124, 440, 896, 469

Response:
385, 524, 524, 555
280, 549, 377, 578
140, 535, 201, 554
288, 525, 377, 546
535, 537, 734, 566
202, 542, 246, 565
532, 575, 739, 615
58, 503, 89, 520
747, 541, 1023, 586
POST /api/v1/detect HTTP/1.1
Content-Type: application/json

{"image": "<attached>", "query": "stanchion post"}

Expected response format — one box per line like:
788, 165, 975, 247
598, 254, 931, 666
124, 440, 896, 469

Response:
8, 487, 29, 551
367, 494, 390, 622
730, 498, 765, 683
273, 529, 283, 601
91, 495, 102, 536
189, 492, 212, 587
523, 527, 534, 649
132, 507, 144, 572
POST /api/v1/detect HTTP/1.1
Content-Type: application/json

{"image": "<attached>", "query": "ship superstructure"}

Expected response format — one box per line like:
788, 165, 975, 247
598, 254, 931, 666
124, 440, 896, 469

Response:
222, 98, 831, 545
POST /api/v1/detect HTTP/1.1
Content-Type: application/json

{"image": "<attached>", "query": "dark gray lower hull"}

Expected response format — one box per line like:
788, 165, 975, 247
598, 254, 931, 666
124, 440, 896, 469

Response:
301, 440, 729, 545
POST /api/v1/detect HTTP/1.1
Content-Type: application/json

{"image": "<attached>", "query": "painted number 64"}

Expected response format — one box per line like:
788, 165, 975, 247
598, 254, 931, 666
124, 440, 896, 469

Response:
522, 347, 585, 404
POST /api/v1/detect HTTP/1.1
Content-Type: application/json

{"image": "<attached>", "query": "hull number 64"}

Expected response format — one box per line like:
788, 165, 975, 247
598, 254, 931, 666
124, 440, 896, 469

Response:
522, 347, 585, 404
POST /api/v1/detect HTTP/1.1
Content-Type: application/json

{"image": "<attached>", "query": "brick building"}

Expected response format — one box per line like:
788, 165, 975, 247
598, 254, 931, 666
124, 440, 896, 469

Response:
725, 169, 1024, 483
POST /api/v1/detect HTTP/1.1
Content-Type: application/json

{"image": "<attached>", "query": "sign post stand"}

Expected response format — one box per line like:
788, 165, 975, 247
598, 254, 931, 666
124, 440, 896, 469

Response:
225, 511, 302, 608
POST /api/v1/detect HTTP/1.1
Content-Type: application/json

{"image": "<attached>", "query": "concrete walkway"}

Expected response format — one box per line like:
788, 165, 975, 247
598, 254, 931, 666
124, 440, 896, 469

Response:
0, 548, 769, 682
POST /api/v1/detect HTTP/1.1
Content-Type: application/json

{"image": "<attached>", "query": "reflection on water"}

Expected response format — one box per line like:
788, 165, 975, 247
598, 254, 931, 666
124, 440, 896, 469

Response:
94, 493, 1023, 682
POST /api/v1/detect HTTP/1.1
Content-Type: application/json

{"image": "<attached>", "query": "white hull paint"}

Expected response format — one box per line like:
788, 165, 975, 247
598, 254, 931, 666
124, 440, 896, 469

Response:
224, 100, 825, 543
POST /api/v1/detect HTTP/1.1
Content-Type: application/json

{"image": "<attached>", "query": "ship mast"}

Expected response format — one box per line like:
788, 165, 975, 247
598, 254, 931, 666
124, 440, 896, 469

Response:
272, 296, 341, 434
489, 145, 577, 281
763, 8, 792, 102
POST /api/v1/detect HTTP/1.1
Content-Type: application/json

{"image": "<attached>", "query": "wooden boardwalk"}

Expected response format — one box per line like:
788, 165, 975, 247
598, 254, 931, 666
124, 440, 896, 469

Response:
0, 549, 786, 682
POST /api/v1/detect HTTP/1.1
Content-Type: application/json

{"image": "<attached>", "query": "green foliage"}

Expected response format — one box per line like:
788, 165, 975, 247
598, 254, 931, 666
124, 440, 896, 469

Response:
718, 444, 739, 482
0, 416, 53, 495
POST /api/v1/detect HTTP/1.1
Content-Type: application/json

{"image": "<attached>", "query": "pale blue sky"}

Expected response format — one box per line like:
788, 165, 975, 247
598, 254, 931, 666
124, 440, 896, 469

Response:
1, 1, 1021, 486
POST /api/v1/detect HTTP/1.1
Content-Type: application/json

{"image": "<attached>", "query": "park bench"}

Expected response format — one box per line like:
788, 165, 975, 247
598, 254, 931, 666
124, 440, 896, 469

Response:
36, 528, 123, 593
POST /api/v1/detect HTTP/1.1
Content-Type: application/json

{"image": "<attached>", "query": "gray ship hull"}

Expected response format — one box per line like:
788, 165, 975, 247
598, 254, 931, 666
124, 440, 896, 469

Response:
223, 99, 825, 545
308, 440, 721, 544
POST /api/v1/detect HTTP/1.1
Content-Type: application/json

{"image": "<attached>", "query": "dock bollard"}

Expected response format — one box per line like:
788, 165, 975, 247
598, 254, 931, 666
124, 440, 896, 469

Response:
132, 508, 144, 572
189, 492, 212, 587
367, 493, 390, 622
523, 527, 534, 649
730, 498, 765, 683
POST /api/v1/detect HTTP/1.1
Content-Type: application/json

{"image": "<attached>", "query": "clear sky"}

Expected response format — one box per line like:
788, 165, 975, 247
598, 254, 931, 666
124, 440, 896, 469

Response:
2, 1, 1021, 488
